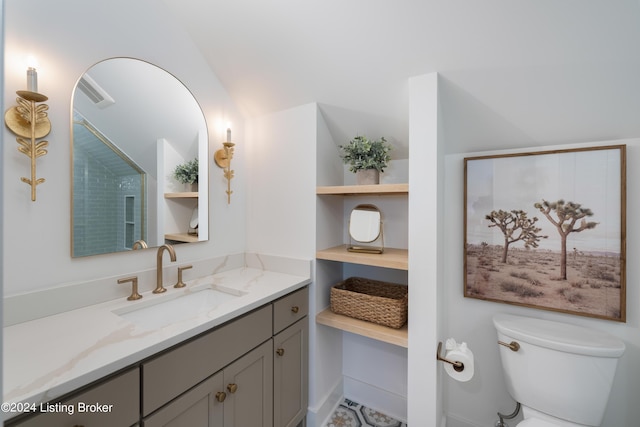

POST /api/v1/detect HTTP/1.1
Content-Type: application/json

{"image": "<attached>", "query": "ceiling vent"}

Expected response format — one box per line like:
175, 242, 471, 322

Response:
78, 73, 115, 109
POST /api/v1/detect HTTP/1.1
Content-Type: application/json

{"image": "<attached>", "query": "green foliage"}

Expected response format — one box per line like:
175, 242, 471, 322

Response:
173, 158, 199, 184
339, 135, 392, 172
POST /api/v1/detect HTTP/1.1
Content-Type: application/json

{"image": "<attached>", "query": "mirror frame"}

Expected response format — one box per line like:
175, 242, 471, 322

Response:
70, 57, 209, 257
347, 204, 385, 254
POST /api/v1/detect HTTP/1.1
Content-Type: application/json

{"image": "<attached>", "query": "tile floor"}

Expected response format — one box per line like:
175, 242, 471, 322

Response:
326, 398, 407, 427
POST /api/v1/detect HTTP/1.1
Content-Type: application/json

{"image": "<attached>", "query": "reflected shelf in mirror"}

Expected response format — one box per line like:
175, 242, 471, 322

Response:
164, 192, 199, 199
164, 233, 199, 243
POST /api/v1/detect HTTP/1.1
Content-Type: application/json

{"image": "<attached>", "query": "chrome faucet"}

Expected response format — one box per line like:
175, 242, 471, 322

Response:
154, 244, 177, 294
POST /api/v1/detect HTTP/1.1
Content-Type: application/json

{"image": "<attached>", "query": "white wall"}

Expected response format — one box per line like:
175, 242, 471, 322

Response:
3, 0, 245, 298
244, 103, 316, 258
443, 140, 640, 427
312, 106, 345, 425
408, 72, 443, 426
245, 103, 351, 426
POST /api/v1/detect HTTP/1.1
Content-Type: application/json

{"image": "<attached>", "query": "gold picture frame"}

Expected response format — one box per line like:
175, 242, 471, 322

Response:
464, 145, 626, 322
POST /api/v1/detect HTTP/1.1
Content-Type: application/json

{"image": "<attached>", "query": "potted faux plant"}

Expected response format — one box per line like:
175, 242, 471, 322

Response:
339, 135, 392, 185
173, 158, 199, 191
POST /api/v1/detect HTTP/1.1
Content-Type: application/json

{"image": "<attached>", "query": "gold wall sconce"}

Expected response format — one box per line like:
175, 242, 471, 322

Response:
4, 67, 51, 201
214, 128, 235, 204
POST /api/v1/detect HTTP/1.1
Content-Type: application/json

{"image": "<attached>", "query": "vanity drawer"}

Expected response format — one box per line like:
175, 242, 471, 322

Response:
142, 304, 272, 416
273, 286, 309, 334
9, 368, 139, 427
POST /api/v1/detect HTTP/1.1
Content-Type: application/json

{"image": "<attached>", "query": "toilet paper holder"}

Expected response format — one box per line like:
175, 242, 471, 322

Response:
436, 341, 465, 372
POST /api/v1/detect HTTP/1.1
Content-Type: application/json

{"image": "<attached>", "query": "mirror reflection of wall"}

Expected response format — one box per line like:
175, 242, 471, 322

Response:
71, 58, 208, 257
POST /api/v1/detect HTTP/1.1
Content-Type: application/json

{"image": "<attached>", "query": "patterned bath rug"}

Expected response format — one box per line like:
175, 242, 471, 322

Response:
327, 398, 407, 427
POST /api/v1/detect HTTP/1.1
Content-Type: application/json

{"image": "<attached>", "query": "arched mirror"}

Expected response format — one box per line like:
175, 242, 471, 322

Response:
71, 58, 208, 257
348, 204, 384, 254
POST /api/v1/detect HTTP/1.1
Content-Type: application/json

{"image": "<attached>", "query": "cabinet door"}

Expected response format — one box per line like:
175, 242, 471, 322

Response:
223, 340, 273, 427
8, 368, 139, 427
143, 371, 224, 427
273, 317, 308, 427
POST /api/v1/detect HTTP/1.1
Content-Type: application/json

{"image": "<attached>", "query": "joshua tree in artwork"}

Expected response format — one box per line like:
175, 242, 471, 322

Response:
485, 209, 547, 263
534, 199, 598, 280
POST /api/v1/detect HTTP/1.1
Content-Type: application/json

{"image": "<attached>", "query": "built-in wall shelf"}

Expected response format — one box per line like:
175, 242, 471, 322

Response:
316, 308, 408, 348
164, 192, 198, 199
165, 233, 198, 243
316, 245, 408, 270
316, 183, 408, 196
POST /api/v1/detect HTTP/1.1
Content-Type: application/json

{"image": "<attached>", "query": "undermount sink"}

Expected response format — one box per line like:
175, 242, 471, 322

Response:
113, 286, 246, 330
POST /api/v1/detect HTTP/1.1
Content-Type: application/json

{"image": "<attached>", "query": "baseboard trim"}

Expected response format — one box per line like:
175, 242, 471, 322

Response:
343, 376, 407, 423
307, 377, 344, 427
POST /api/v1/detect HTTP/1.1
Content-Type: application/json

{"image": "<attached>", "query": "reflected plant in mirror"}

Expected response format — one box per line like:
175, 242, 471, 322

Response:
71, 58, 209, 257
173, 158, 199, 190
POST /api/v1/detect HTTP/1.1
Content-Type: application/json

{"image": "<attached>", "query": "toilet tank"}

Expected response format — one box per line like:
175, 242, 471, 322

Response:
493, 314, 625, 426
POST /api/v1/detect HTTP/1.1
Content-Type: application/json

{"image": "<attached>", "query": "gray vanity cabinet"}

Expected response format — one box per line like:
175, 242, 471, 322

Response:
7, 286, 309, 427
220, 339, 274, 427
272, 287, 309, 427
273, 317, 308, 427
143, 371, 224, 427
7, 367, 139, 427
141, 305, 273, 417
143, 340, 273, 427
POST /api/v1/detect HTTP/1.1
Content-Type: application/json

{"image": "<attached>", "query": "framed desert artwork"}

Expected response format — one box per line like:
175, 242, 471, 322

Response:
464, 145, 626, 322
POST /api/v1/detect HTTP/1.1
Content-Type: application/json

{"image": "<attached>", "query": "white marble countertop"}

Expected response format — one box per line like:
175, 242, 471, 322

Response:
3, 266, 310, 415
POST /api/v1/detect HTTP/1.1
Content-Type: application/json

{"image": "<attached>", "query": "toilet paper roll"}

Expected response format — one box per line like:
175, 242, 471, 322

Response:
444, 345, 474, 382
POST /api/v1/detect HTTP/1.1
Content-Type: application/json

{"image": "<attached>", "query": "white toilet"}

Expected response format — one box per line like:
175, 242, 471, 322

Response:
493, 313, 625, 427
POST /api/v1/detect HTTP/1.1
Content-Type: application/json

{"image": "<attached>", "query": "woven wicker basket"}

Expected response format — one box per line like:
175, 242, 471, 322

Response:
330, 277, 408, 329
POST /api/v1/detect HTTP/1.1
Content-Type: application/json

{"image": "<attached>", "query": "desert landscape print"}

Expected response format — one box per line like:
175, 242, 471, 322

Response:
464, 146, 626, 321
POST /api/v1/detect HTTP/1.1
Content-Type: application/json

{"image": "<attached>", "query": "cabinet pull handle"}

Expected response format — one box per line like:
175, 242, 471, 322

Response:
276, 348, 285, 356
227, 383, 238, 393
291, 306, 299, 314
215, 391, 227, 402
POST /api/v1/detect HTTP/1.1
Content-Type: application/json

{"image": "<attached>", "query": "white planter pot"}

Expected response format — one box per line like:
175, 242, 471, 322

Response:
356, 169, 380, 185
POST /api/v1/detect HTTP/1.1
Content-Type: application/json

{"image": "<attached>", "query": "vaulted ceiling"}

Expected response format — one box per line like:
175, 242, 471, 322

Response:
163, 0, 640, 154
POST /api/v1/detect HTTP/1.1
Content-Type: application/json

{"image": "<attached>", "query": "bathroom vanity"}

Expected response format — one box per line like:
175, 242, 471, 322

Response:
4, 263, 310, 427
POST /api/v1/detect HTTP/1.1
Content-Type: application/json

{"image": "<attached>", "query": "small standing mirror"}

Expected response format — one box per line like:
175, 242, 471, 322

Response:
348, 204, 384, 254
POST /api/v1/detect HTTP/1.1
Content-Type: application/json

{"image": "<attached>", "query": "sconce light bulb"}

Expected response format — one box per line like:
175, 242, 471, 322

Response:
27, 67, 38, 93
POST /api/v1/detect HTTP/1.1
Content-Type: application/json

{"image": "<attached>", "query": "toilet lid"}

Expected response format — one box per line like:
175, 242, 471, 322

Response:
518, 418, 561, 427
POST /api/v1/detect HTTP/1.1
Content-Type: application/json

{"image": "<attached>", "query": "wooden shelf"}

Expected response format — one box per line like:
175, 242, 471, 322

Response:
316, 183, 408, 196
316, 309, 408, 348
165, 233, 199, 243
164, 192, 198, 199
316, 245, 408, 270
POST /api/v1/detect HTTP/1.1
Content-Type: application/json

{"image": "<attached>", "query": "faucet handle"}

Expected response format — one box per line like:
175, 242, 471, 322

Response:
118, 276, 142, 301
175, 265, 193, 288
